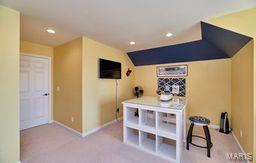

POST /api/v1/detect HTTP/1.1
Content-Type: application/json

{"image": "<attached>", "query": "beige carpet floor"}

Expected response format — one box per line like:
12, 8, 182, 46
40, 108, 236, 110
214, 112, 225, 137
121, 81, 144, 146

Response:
21, 121, 243, 163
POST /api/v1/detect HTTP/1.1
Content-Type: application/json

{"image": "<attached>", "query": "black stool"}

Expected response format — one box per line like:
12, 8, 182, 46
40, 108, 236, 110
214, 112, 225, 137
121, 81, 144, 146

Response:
186, 116, 213, 157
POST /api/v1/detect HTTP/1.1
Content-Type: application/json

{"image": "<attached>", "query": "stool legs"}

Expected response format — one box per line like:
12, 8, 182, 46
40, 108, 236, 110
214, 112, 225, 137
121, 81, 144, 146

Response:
186, 123, 194, 150
203, 125, 212, 157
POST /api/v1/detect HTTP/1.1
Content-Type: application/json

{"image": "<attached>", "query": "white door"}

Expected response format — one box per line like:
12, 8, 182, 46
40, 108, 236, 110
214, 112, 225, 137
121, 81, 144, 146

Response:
20, 55, 50, 130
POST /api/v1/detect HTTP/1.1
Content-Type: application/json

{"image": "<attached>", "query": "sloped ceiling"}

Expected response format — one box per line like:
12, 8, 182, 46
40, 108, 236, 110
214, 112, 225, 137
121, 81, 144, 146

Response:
127, 22, 252, 66
0, 0, 255, 51
201, 22, 252, 57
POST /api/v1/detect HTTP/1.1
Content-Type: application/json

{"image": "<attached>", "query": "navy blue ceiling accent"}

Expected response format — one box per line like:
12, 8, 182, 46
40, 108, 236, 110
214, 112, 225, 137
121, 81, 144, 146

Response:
127, 21, 252, 66
128, 40, 228, 66
201, 22, 252, 57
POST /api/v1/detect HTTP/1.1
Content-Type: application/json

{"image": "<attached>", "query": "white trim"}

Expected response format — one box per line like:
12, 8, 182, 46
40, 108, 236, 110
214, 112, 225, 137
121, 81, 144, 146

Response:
20, 53, 53, 125
232, 132, 249, 163
48, 120, 54, 123
82, 117, 123, 137
54, 120, 83, 137
48, 57, 52, 123
208, 124, 219, 129
54, 118, 122, 138
18, 161, 21, 163
21, 53, 51, 60
232, 132, 245, 153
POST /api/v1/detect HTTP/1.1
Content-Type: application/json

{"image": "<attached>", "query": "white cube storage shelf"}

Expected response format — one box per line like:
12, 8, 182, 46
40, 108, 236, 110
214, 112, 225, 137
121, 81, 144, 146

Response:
123, 97, 186, 163
124, 108, 179, 162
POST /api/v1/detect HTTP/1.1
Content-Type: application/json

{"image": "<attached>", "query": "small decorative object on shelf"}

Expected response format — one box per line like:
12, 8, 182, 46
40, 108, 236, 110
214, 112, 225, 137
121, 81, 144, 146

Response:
157, 65, 188, 77
156, 89, 173, 102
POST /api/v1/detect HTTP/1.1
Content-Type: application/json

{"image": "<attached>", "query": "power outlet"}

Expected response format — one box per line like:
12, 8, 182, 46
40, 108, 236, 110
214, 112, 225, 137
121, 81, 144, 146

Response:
56, 86, 60, 92
71, 116, 74, 123
240, 130, 243, 137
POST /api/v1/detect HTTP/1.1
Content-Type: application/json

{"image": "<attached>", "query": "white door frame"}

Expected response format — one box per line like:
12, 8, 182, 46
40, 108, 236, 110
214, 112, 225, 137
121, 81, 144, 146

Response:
20, 53, 52, 126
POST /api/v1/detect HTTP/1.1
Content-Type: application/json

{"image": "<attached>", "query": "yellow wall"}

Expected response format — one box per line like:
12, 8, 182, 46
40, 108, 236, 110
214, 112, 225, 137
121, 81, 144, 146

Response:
0, 5, 20, 163
20, 40, 54, 119
205, 8, 256, 158
231, 40, 254, 154
82, 37, 134, 133
204, 8, 256, 38
54, 38, 83, 132
134, 59, 231, 126
20, 40, 53, 57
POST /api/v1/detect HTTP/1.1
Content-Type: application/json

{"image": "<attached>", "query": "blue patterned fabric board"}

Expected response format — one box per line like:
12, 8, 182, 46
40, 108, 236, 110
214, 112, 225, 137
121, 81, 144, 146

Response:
158, 78, 186, 97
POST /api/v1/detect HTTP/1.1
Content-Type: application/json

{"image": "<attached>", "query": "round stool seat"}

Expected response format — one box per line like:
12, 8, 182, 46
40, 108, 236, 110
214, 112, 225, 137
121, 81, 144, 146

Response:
189, 116, 210, 126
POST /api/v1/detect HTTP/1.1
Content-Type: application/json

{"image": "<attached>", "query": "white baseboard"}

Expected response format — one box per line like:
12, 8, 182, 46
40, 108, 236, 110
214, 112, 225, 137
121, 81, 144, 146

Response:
232, 132, 245, 153
54, 120, 83, 137
232, 132, 249, 163
54, 117, 122, 138
82, 117, 122, 137
208, 124, 219, 129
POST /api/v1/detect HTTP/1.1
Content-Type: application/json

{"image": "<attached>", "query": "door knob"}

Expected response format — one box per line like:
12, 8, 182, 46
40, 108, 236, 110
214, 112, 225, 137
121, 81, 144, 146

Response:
43, 93, 50, 96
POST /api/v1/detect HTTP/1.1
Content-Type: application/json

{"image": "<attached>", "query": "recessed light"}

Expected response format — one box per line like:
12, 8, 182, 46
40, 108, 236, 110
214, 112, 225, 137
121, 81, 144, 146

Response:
166, 33, 173, 37
46, 29, 55, 34
129, 41, 135, 45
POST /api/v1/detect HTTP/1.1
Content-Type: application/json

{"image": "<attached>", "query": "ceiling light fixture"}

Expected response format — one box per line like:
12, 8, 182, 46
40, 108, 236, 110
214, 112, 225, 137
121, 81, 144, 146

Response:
166, 33, 173, 37
46, 29, 55, 34
129, 41, 135, 45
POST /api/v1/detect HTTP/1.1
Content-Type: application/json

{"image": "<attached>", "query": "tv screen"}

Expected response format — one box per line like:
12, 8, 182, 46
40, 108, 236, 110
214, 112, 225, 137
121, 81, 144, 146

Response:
99, 59, 121, 79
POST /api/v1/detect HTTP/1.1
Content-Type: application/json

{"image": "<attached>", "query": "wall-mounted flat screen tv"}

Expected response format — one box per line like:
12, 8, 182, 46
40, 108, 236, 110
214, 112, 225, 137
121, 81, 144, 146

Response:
99, 59, 121, 79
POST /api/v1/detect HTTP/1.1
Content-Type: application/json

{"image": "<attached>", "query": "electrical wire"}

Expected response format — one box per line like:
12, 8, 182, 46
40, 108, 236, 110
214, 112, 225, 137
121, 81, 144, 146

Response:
115, 79, 119, 121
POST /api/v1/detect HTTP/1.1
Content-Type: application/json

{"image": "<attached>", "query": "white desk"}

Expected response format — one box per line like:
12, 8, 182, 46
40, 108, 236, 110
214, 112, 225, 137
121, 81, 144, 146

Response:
122, 96, 187, 163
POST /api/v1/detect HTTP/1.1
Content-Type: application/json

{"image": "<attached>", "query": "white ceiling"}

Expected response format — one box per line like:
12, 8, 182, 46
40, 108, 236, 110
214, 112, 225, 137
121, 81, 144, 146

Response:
0, 0, 255, 52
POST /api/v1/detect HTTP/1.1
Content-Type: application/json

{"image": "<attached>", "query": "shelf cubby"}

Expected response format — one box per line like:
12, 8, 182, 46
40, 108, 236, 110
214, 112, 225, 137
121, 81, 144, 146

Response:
140, 131, 156, 152
157, 112, 176, 139
126, 127, 139, 146
140, 109, 156, 130
125, 107, 139, 125
157, 136, 176, 160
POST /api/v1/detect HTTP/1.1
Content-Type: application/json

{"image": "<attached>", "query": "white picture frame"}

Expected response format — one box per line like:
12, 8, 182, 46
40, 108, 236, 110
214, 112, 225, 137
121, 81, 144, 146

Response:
156, 65, 188, 77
